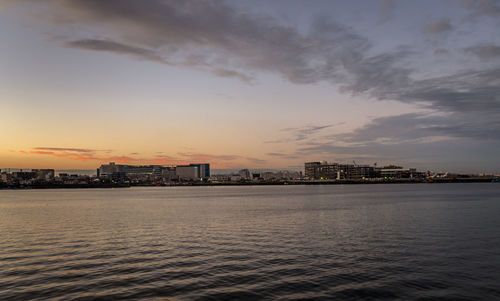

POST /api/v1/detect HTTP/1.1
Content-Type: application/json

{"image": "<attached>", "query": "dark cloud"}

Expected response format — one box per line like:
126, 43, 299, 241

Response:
266, 152, 298, 159
460, 0, 500, 18
332, 113, 500, 143
281, 124, 334, 135
434, 48, 449, 55
1, 0, 381, 85
268, 124, 337, 143
464, 43, 500, 60
65, 39, 166, 63
377, 0, 394, 24
422, 19, 453, 34
211, 68, 253, 83
401, 68, 500, 114
34, 147, 99, 153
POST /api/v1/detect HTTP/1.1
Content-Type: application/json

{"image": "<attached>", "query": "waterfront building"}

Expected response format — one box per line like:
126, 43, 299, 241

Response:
176, 163, 210, 181
305, 162, 342, 179
210, 174, 231, 182
238, 169, 251, 179
162, 167, 177, 181
305, 161, 376, 180
230, 175, 243, 182
32, 169, 55, 180
1, 172, 13, 183
252, 173, 261, 180
379, 167, 417, 179
11, 171, 37, 181
98, 162, 163, 179
98, 162, 209, 182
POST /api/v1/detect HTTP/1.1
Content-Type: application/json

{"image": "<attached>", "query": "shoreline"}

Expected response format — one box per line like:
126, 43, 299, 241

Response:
1, 178, 498, 190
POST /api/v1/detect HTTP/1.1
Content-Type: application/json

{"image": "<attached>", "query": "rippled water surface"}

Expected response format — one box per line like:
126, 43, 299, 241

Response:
1, 184, 500, 300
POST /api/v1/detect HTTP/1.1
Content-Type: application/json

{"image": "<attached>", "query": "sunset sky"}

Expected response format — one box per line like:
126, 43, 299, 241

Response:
1, 0, 500, 172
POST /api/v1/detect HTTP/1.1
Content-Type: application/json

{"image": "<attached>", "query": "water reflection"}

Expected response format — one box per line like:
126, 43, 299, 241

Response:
1, 184, 499, 300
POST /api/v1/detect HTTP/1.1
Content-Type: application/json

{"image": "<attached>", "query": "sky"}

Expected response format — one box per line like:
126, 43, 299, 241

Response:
1, 0, 500, 173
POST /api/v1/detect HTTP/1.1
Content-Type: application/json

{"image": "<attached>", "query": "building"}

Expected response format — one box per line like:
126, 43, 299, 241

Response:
1, 172, 12, 183
32, 169, 55, 180
162, 167, 177, 181
98, 162, 163, 179
305, 161, 375, 180
379, 167, 417, 179
238, 169, 251, 179
305, 162, 343, 179
176, 163, 210, 181
11, 171, 37, 181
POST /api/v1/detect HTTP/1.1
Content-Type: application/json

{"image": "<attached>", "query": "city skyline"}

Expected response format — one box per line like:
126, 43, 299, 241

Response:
2, 0, 500, 173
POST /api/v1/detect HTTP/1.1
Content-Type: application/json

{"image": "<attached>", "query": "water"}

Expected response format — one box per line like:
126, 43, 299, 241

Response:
1, 184, 499, 300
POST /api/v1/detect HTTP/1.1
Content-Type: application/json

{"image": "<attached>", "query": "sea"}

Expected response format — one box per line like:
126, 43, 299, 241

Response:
0, 184, 499, 300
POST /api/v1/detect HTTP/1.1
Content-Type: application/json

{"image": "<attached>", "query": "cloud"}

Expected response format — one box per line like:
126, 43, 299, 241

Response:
464, 43, 500, 60
460, 0, 500, 18
332, 113, 500, 143
0, 0, 377, 85
422, 19, 453, 34
24, 149, 133, 163
177, 152, 239, 162
434, 48, 449, 55
65, 39, 166, 63
13, 147, 264, 168
377, 0, 394, 24
287, 112, 500, 172
267, 124, 338, 144
18, 147, 158, 165
400, 68, 500, 114
266, 152, 298, 159
246, 157, 267, 164
33, 147, 102, 153
211, 68, 254, 83
3, 0, 500, 150
3, 0, 478, 111
177, 152, 266, 165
